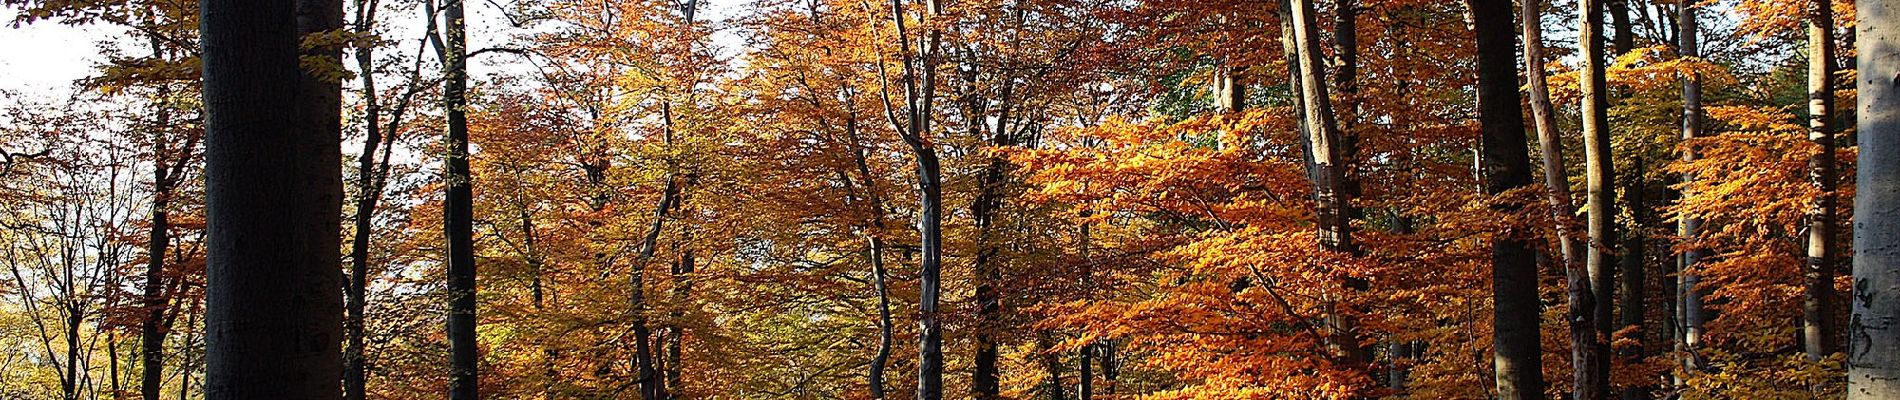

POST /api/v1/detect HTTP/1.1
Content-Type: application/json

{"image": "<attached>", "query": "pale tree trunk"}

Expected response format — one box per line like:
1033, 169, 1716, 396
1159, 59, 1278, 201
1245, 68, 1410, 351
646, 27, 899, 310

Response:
1580, 0, 1617, 397
199, 0, 345, 395
1471, 0, 1543, 398
1803, 0, 1840, 362
1522, 2, 1601, 396
1677, 0, 1710, 374
1286, 0, 1368, 373
1849, 0, 1900, 397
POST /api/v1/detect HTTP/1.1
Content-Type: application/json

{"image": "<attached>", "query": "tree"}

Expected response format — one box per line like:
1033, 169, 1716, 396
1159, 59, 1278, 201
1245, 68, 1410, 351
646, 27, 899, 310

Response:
1471, 0, 1541, 398
198, 0, 345, 396
1850, 0, 1900, 397
1676, 0, 1709, 374
1801, 0, 1839, 362
1579, 0, 1617, 397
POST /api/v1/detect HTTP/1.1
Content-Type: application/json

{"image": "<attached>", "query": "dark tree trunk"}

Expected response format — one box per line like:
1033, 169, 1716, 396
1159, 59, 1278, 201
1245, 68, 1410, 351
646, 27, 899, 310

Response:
199, 0, 345, 395
1619, 161, 1650, 400
885, 0, 945, 398
441, 0, 478, 396
1469, 0, 1543, 398
1802, 0, 1840, 361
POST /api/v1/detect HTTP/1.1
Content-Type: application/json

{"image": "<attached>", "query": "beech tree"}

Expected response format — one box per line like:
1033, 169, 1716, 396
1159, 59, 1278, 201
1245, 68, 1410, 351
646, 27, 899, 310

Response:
198, 0, 345, 396
1851, 0, 1900, 397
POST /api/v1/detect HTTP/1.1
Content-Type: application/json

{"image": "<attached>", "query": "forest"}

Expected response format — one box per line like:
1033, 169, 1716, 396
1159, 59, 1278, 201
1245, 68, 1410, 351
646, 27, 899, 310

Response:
0, 0, 1897, 398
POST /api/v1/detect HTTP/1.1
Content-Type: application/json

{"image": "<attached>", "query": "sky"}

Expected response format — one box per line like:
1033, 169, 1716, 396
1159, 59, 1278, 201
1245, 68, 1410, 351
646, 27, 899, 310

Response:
0, 1, 743, 99
0, 9, 127, 96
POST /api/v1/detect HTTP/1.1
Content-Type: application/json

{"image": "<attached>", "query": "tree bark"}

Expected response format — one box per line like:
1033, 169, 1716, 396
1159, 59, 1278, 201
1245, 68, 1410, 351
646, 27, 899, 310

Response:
885, 0, 945, 398
1677, 0, 1710, 374
1470, 0, 1544, 398
441, 0, 479, 396
1580, 0, 1617, 397
1803, 0, 1840, 362
1849, 0, 1900, 397
199, 0, 345, 395
1619, 160, 1649, 400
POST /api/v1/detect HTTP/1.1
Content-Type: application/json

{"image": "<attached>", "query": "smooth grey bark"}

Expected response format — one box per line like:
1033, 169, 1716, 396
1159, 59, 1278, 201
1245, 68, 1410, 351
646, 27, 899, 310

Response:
1677, 0, 1710, 373
1849, 0, 1900, 397
199, 0, 345, 396
1803, 0, 1841, 362
1580, 0, 1617, 397
1470, 0, 1543, 398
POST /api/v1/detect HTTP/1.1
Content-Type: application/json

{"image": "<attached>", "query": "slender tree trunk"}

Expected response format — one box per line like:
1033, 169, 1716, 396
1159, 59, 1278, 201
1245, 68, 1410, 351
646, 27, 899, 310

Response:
141, 85, 179, 400
1580, 0, 1618, 397
1470, 0, 1544, 398
632, 176, 681, 400
440, 0, 479, 396
1803, 0, 1840, 361
845, 108, 895, 400
1848, 0, 1900, 397
1619, 160, 1650, 400
1287, 0, 1368, 374
1036, 331, 1063, 400
1521, 3, 1602, 396
344, 0, 389, 398
1607, 0, 1634, 55
199, 0, 345, 395
887, 0, 945, 398
1677, 1, 1710, 374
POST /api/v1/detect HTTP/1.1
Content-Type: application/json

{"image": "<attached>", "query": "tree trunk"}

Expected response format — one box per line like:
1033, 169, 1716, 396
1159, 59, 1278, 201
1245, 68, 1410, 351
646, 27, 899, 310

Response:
1581, 0, 1617, 397
1677, 0, 1710, 374
1619, 160, 1650, 400
441, 0, 479, 396
886, 0, 945, 398
1521, 3, 1603, 396
199, 0, 345, 395
1470, 0, 1543, 398
1849, 0, 1900, 397
141, 86, 180, 400
1803, 0, 1840, 361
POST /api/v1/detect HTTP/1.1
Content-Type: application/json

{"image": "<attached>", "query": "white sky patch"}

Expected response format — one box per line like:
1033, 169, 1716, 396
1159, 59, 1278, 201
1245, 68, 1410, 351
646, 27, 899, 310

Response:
0, 9, 129, 97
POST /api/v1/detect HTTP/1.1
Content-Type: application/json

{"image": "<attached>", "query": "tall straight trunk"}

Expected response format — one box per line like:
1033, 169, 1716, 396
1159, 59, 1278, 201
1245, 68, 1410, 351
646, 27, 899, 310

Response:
199, 0, 345, 395
1619, 160, 1650, 400
1849, 0, 1900, 397
441, 0, 478, 396
1677, 1, 1710, 372
141, 83, 184, 400
1580, 0, 1618, 397
1802, 0, 1840, 361
1522, 3, 1601, 396
1470, 0, 1543, 398
968, 55, 1016, 400
887, 0, 945, 398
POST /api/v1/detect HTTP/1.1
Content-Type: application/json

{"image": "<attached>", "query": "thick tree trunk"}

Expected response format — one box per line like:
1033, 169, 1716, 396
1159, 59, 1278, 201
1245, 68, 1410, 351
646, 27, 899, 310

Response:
1580, 0, 1617, 397
1803, 0, 1840, 362
1677, 1, 1710, 373
199, 0, 345, 395
1470, 0, 1543, 398
1849, 0, 1900, 397
441, 0, 479, 396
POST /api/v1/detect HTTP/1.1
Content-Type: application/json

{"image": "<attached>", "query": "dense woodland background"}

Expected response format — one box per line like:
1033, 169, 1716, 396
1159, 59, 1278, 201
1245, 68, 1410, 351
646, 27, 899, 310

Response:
0, 0, 1893, 398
